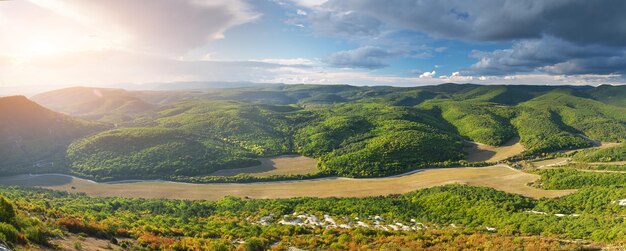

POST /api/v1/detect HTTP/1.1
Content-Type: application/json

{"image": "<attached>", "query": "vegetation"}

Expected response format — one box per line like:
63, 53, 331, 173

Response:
151, 100, 306, 156
535, 169, 626, 189
296, 103, 464, 177
0, 96, 107, 175
422, 100, 516, 145
0, 176, 624, 249
511, 108, 591, 154
1, 83, 624, 249
6, 83, 626, 181
67, 128, 258, 181
573, 143, 626, 162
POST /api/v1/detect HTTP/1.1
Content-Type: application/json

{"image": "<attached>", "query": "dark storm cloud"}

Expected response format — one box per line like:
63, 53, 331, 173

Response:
299, 0, 626, 76
540, 55, 626, 75
308, 9, 383, 37
313, 0, 626, 46
324, 46, 399, 69
468, 37, 626, 75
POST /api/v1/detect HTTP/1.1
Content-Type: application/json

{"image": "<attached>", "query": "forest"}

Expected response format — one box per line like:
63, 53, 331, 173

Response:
0, 168, 624, 250
0, 83, 625, 249
2, 84, 626, 181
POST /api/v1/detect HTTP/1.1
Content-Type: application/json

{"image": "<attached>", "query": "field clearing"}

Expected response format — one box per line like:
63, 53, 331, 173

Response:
209, 155, 318, 177
0, 165, 574, 200
585, 161, 626, 165
558, 141, 621, 155
532, 158, 570, 168
464, 137, 524, 162
597, 142, 622, 148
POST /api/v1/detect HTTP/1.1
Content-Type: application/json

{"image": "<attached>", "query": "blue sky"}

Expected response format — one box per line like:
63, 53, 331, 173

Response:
1, 0, 625, 93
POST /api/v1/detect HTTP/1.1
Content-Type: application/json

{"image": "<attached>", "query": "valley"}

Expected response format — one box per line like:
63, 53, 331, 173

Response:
1, 83, 626, 250
0, 164, 575, 200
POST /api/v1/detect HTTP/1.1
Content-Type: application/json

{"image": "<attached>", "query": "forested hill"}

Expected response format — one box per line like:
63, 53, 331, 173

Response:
3, 83, 624, 181
0, 96, 107, 174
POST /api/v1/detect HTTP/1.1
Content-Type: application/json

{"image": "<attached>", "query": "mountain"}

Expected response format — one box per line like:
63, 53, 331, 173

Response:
31, 87, 160, 123
0, 96, 107, 174
23, 83, 626, 180
117, 81, 278, 91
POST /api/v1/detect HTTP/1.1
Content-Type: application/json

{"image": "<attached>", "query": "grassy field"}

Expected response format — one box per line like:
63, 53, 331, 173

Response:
209, 155, 318, 177
464, 137, 524, 162
531, 158, 570, 168
0, 165, 574, 200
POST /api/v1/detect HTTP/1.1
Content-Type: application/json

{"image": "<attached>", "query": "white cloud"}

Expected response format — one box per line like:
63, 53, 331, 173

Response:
0, 0, 259, 59
252, 58, 318, 66
438, 71, 474, 82
291, 0, 328, 8
419, 71, 436, 78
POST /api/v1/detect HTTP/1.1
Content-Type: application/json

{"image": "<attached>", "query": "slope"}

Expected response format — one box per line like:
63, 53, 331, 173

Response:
0, 96, 107, 174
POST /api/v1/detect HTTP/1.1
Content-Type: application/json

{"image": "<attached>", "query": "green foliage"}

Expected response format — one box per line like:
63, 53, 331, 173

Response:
512, 109, 591, 154
67, 128, 258, 181
573, 143, 626, 162
320, 128, 462, 177
153, 100, 308, 156
0, 96, 107, 175
535, 169, 626, 189
296, 103, 464, 177
520, 91, 626, 142
0, 222, 20, 244
9, 83, 626, 181
423, 100, 516, 145
1, 180, 625, 248
295, 115, 372, 157
589, 84, 626, 107
0, 197, 16, 224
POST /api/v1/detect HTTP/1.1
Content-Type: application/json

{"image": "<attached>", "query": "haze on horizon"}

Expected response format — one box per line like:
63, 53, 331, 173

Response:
2, 0, 626, 94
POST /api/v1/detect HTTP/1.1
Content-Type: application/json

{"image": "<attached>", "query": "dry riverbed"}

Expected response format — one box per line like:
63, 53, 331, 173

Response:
0, 165, 574, 200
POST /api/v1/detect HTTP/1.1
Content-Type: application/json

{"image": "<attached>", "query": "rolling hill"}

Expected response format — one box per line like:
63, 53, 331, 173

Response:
0, 96, 107, 175
4, 83, 625, 181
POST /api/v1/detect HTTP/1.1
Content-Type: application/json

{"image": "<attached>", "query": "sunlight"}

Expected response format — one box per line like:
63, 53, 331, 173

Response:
12, 34, 70, 59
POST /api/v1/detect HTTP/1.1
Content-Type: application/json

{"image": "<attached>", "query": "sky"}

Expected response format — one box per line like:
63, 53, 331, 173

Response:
1, 0, 626, 93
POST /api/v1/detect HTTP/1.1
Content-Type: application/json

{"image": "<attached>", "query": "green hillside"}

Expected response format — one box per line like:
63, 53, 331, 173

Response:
67, 128, 258, 180
0, 96, 107, 175
519, 90, 626, 142
4, 83, 625, 181
31, 87, 199, 123
573, 143, 626, 162
421, 100, 516, 145
296, 103, 463, 176
151, 100, 307, 156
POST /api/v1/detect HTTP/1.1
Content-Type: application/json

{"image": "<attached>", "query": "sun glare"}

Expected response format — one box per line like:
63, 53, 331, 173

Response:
9, 33, 72, 60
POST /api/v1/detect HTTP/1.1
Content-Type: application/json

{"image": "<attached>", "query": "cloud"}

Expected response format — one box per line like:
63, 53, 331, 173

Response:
0, 50, 289, 87
3, 0, 259, 56
299, 0, 626, 46
252, 58, 318, 67
419, 71, 436, 78
307, 9, 383, 37
469, 37, 626, 75
325, 46, 399, 69
291, 0, 328, 8
2, 48, 621, 92
289, 0, 626, 77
